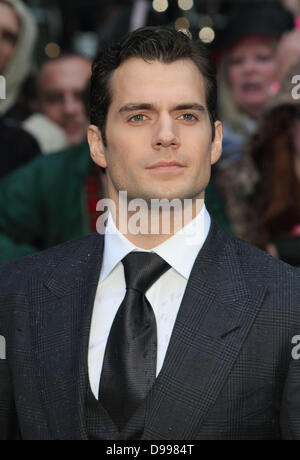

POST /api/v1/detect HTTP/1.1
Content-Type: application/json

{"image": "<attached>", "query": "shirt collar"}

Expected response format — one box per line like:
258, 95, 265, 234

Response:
100, 205, 211, 282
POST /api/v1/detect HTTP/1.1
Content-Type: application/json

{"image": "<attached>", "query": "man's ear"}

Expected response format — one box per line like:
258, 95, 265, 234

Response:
88, 125, 107, 168
211, 121, 223, 165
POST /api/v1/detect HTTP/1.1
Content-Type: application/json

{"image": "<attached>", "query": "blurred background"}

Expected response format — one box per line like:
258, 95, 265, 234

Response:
22, 0, 262, 61
1, 0, 300, 267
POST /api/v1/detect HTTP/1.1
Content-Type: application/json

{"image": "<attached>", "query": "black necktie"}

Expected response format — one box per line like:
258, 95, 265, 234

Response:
99, 252, 170, 430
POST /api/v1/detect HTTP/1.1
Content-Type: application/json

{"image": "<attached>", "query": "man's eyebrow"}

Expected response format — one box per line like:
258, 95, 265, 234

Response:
118, 103, 155, 113
118, 102, 206, 114
173, 103, 206, 112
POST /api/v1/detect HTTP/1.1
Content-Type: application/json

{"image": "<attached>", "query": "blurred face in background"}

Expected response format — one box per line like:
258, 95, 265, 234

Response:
227, 35, 277, 118
0, 1, 20, 74
36, 57, 91, 145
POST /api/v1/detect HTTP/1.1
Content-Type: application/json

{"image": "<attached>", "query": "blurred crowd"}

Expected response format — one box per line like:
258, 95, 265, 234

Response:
0, 0, 300, 266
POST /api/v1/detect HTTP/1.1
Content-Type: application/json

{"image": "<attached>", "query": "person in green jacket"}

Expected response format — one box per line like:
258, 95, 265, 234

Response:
0, 141, 232, 264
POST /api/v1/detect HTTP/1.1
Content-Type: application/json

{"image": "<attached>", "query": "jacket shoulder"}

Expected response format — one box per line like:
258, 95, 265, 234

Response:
228, 232, 300, 286
0, 233, 103, 292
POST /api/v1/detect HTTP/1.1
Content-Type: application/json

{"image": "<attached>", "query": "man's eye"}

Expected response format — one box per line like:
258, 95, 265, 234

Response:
179, 113, 197, 121
129, 114, 147, 122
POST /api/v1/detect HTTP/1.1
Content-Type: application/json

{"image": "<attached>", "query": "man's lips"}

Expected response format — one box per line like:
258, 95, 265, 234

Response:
147, 161, 185, 171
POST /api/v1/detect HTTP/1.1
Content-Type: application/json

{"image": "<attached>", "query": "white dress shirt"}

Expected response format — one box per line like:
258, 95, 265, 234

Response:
88, 205, 211, 399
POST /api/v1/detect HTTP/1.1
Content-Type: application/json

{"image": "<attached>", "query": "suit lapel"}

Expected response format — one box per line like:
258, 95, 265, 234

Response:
143, 222, 268, 440
30, 234, 104, 440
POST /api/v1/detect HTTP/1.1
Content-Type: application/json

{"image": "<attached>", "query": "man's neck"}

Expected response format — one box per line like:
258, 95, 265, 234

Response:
110, 196, 204, 249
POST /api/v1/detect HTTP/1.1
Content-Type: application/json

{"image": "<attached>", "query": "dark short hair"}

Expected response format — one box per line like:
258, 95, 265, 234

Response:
90, 26, 218, 145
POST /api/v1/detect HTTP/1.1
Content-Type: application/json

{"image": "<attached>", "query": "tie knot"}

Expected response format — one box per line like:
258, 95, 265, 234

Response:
122, 252, 170, 294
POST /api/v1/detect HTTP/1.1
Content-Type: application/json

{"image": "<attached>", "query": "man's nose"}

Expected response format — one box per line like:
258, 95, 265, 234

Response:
152, 115, 180, 150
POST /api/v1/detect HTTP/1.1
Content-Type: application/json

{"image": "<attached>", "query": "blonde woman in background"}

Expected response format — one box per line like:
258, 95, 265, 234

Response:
214, 1, 294, 240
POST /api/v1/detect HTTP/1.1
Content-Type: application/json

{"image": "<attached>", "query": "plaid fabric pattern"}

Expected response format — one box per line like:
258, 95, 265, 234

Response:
0, 220, 300, 440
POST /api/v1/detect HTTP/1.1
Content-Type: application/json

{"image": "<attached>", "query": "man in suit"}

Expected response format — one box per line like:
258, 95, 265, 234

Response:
0, 26, 300, 440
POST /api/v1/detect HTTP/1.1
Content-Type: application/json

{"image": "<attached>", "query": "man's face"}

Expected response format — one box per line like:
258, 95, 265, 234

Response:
0, 2, 20, 74
37, 57, 91, 145
227, 36, 277, 117
89, 58, 222, 204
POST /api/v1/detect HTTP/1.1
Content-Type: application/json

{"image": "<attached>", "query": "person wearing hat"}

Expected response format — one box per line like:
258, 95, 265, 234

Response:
216, 1, 294, 165
213, 1, 294, 240
248, 60, 300, 267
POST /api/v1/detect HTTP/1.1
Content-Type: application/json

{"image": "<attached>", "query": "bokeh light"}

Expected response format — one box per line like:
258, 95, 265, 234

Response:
45, 42, 61, 58
153, 0, 169, 13
199, 27, 215, 44
178, 0, 194, 11
175, 17, 190, 31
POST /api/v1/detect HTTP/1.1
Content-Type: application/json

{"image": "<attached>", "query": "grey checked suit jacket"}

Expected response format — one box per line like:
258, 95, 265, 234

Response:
0, 219, 300, 440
